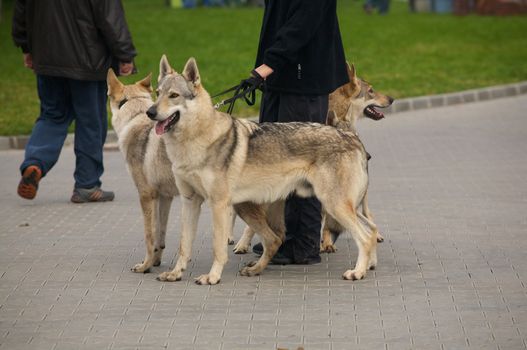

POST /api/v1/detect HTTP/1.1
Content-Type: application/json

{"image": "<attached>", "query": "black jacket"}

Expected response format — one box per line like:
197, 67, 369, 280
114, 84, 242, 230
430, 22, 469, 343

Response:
12, 0, 136, 81
255, 0, 348, 95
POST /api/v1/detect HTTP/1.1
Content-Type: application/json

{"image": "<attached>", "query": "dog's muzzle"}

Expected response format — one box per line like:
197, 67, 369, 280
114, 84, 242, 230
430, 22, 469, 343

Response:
364, 105, 385, 120
154, 111, 180, 135
364, 97, 394, 121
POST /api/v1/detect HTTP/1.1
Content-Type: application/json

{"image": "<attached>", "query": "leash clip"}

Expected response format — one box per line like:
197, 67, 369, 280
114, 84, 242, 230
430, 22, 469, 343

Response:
214, 100, 225, 110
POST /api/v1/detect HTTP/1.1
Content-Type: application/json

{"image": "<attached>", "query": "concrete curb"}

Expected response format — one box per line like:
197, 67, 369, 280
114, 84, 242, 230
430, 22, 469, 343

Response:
1, 80, 526, 151
382, 80, 527, 115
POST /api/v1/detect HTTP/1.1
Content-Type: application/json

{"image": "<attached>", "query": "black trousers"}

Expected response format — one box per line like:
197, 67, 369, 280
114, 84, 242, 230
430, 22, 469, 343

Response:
259, 90, 329, 260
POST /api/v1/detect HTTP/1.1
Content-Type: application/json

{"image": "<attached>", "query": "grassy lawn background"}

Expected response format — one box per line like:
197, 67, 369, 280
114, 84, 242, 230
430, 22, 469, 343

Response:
0, 0, 526, 136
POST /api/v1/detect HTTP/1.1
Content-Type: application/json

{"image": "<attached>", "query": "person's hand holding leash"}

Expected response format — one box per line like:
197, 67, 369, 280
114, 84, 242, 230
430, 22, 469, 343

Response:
254, 64, 274, 80
241, 69, 265, 92
212, 64, 274, 114
241, 64, 274, 92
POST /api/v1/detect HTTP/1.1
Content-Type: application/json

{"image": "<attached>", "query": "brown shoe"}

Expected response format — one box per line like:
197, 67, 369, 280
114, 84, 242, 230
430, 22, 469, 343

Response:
17, 165, 42, 200
70, 186, 115, 203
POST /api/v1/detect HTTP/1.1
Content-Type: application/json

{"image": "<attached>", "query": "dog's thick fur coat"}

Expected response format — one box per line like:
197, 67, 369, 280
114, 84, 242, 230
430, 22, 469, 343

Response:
107, 69, 179, 273
146, 56, 382, 284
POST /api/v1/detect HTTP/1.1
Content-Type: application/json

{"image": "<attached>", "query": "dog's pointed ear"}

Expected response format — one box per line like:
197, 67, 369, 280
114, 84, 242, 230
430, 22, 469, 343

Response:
183, 57, 201, 87
107, 68, 124, 96
159, 54, 174, 82
347, 62, 356, 78
326, 110, 338, 127
137, 73, 153, 92
347, 62, 359, 88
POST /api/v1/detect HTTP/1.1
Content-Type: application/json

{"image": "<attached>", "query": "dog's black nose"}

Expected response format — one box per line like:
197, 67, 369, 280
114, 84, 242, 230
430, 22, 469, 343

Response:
146, 106, 157, 120
388, 96, 395, 105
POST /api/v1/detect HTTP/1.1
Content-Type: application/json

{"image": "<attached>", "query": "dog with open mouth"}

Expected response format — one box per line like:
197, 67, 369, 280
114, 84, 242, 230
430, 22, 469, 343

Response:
146, 55, 387, 284
233, 63, 394, 255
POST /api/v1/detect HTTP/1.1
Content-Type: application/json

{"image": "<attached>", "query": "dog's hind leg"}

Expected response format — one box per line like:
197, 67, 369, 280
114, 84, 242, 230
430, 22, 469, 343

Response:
157, 193, 203, 282
357, 212, 378, 270
233, 225, 256, 254
361, 191, 384, 243
320, 213, 342, 253
236, 202, 284, 277
324, 199, 377, 281
153, 195, 173, 266
132, 192, 157, 273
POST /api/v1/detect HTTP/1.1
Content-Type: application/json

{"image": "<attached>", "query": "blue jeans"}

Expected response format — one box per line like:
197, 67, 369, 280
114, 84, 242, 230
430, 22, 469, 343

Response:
20, 75, 108, 189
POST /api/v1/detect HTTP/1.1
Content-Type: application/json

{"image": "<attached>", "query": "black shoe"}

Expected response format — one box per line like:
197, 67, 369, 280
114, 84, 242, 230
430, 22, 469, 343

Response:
255, 241, 321, 265
293, 255, 321, 265
270, 252, 321, 265
269, 251, 293, 265
252, 242, 263, 256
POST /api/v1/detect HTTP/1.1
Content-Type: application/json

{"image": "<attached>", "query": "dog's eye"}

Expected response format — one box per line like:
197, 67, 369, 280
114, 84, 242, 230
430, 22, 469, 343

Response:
169, 92, 179, 98
155, 89, 160, 97
368, 88, 374, 94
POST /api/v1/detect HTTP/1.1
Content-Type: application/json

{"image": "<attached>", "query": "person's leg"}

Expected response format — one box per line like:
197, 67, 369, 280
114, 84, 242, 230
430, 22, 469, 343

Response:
277, 94, 328, 123
68, 79, 107, 190
18, 75, 73, 199
282, 195, 323, 262
20, 75, 72, 177
277, 94, 329, 263
378, 0, 390, 14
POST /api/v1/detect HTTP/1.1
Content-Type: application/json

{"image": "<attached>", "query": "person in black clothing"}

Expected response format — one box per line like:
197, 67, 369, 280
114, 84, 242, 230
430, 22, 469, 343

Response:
249, 0, 349, 264
12, 0, 136, 203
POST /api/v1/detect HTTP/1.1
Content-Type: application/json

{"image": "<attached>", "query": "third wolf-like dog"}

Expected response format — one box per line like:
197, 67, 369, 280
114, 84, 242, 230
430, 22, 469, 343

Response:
232, 63, 393, 255
146, 55, 386, 285
107, 69, 179, 274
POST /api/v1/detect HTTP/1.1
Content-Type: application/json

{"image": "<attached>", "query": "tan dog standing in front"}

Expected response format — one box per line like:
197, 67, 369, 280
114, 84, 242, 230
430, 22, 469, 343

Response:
146, 56, 382, 284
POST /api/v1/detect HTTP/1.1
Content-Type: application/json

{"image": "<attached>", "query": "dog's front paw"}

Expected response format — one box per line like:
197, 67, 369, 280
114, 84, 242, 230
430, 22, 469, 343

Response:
194, 274, 221, 285
342, 269, 366, 281
156, 271, 182, 282
131, 262, 151, 274
233, 242, 250, 254
376, 232, 385, 243
240, 262, 261, 277
320, 242, 337, 253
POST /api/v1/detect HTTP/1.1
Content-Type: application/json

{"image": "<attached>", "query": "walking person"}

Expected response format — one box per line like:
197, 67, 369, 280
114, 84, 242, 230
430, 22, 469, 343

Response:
247, 0, 349, 264
12, 0, 136, 203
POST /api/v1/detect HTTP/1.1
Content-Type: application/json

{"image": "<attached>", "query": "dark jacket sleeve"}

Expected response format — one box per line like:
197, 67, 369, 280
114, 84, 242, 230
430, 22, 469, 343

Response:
263, 0, 331, 72
90, 0, 137, 62
12, 0, 30, 53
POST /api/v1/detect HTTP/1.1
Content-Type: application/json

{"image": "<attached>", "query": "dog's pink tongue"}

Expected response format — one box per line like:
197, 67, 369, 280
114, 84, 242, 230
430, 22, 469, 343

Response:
155, 120, 167, 135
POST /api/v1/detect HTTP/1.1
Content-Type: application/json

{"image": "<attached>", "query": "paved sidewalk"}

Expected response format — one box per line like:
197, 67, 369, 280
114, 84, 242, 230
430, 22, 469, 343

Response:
1, 95, 527, 350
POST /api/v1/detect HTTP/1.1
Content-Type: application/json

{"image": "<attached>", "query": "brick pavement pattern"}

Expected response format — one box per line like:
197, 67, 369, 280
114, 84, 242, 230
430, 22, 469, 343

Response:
1, 95, 526, 350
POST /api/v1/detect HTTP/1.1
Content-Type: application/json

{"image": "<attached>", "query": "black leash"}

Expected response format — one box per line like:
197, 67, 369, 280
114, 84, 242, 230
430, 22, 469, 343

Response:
212, 70, 263, 115
212, 83, 258, 115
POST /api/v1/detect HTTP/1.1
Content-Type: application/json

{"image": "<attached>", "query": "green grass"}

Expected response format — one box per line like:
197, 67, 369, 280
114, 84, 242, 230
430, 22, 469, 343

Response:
1, 0, 526, 135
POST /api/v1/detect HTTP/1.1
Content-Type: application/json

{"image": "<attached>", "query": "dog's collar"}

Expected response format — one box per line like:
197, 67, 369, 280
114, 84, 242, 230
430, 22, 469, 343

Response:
118, 98, 129, 109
